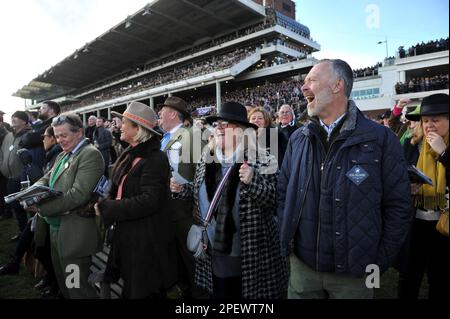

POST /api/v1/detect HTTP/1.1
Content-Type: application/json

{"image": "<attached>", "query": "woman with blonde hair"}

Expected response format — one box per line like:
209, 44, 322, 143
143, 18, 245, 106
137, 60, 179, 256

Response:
248, 107, 286, 167
398, 93, 449, 299
95, 101, 176, 298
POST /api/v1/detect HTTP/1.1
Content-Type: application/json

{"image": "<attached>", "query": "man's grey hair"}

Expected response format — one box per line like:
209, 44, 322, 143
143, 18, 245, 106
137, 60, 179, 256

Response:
319, 59, 354, 98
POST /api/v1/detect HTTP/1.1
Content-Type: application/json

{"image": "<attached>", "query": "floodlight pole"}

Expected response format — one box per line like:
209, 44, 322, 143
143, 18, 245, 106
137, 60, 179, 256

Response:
378, 37, 388, 58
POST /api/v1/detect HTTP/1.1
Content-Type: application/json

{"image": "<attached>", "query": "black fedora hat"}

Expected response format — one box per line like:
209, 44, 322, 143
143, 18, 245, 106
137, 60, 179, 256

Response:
419, 93, 448, 117
205, 101, 258, 129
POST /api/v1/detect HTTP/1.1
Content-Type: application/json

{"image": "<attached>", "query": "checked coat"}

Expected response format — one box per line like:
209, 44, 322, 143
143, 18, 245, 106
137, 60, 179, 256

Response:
176, 149, 288, 298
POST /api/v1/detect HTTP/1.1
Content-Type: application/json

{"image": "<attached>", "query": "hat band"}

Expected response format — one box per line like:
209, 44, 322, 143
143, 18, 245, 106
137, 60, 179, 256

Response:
123, 111, 153, 127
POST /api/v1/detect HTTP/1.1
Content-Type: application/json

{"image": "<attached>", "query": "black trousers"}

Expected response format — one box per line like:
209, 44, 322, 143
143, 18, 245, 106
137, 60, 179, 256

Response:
7, 179, 28, 232
13, 219, 34, 262
398, 218, 450, 299
212, 275, 242, 299
35, 225, 57, 287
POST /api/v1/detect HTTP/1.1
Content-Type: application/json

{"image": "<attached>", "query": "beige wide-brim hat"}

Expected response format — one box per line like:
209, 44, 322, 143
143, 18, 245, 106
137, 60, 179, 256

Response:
111, 101, 161, 136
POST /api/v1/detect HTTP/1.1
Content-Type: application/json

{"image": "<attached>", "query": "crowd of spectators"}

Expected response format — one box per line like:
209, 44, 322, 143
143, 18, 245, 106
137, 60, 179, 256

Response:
353, 62, 382, 78
186, 79, 306, 118
395, 74, 449, 94
64, 47, 256, 111
398, 37, 449, 58
79, 10, 279, 96
76, 8, 316, 100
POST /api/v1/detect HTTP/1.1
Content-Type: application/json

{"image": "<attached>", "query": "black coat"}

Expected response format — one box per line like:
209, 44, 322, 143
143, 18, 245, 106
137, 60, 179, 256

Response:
99, 136, 176, 298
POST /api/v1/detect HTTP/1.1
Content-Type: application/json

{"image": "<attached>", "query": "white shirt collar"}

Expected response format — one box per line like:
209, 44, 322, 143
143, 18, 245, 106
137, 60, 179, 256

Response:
167, 123, 183, 135
319, 113, 346, 138
67, 138, 87, 156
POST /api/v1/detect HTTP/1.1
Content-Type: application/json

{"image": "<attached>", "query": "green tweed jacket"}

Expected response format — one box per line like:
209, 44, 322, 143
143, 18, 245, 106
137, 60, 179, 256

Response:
35, 139, 104, 259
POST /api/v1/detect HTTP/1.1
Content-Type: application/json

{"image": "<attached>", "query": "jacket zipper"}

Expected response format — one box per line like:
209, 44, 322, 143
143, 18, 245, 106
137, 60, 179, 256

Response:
315, 137, 340, 271
314, 134, 377, 271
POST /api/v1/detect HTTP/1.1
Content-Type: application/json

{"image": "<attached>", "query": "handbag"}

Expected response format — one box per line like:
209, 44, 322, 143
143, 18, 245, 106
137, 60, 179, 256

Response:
186, 166, 234, 258
436, 209, 449, 237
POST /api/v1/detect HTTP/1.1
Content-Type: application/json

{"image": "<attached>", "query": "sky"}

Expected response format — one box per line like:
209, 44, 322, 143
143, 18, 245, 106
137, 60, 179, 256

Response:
0, 0, 448, 121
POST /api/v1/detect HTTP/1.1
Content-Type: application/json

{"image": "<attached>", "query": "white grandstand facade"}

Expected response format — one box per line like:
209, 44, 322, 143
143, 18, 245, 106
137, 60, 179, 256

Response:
15, 0, 319, 122
352, 49, 449, 118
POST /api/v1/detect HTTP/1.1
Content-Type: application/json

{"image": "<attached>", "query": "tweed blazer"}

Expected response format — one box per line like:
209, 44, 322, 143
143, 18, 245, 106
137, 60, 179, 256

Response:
35, 139, 104, 259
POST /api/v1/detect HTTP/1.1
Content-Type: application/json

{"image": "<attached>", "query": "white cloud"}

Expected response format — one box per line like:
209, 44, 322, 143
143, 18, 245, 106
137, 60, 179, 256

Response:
0, 0, 148, 120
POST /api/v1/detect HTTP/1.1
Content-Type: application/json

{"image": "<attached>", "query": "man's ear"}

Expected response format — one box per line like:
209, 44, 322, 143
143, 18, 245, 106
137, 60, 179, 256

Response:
332, 78, 343, 94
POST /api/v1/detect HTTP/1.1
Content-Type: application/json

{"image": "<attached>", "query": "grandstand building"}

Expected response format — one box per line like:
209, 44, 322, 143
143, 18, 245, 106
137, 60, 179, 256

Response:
352, 43, 449, 117
14, 0, 320, 122
13, 1, 449, 121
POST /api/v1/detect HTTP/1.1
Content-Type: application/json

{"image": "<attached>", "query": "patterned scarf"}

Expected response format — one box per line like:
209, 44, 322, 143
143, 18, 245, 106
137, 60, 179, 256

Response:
415, 133, 448, 210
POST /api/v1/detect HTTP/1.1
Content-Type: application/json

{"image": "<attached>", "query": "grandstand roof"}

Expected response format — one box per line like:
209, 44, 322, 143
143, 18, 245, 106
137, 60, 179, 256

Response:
14, 0, 265, 100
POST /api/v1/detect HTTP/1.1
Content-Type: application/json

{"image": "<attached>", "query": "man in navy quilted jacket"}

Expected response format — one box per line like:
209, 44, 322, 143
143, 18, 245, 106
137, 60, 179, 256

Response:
277, 59, 412, 299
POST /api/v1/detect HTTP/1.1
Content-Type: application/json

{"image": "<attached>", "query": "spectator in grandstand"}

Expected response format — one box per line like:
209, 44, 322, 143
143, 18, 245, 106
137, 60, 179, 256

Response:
158, 96, 206, 298
33, 125, 62, 296
278, 59, 412, 299
0, 110, 11, 132
244, 103, 257, 115
110, 116, 127, 164
95, 102, 176, 298
277, 104, 299, 166
85, 115, 97, 142
171, 101, 287, 299
380, 110, 392, 128
27, 113, 104, 299
27, 110, 40, 126
0, 111, 32, 236
0, 111, 12, 220
387, 98, 414, 139
93, 117, 113, 176
34, 101, 61, 137
248, 107, 284, 167
399, 37, 449, 58
399, 105, 421, 145
397, 93, 449, 300
395, 74, 449, 94
0, 126, 61, 298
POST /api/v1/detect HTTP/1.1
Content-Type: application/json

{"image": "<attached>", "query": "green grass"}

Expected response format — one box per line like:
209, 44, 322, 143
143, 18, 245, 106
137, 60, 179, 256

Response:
0, 218, 42, 299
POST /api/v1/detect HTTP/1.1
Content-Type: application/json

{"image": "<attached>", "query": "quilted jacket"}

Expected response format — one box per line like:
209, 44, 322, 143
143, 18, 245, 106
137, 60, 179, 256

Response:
277, 101, 413, 277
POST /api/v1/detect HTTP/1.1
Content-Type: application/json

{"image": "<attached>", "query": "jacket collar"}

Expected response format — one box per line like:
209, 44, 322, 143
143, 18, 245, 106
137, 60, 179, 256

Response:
126, 135, 161, 158
302, 100, 370, 139
164, 125, 185, 151
50, 139, 90, 184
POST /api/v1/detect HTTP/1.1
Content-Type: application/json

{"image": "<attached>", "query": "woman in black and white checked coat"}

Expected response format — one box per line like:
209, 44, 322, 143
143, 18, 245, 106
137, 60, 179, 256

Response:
171, 102, 287, 299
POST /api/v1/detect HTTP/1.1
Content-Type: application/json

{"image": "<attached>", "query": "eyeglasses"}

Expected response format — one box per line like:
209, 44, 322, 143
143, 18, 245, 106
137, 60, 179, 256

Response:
52, 115, 83, 128
212, 121, 230, 128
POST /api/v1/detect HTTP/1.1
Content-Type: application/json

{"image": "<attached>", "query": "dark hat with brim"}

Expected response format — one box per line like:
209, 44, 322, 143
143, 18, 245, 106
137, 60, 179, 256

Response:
405, 105, 421, 121
205, 101, 258, 129
158, 96, 190, 117
418, 93, 448, 118
111, 101, 161, 136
